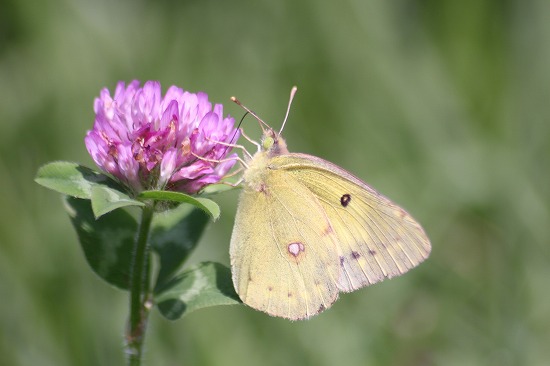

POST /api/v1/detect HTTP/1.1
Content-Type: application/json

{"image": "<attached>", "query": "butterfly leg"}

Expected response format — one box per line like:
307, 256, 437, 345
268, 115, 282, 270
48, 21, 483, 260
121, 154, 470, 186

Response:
220, 175, 245, 187
221, 167, 245, 187
238, 128, 262, 152
191, 151, 249, 169
205, 135, 254, 160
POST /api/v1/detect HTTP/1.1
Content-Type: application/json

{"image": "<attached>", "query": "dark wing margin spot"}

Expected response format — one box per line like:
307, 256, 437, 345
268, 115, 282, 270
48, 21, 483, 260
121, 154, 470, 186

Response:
351, 251, 360, 259
340, 193, 351, 207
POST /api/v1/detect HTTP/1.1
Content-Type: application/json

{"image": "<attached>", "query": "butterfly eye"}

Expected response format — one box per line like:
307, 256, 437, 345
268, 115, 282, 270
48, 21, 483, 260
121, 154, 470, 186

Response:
262, 136, 274, 150
340, 194, 351, 207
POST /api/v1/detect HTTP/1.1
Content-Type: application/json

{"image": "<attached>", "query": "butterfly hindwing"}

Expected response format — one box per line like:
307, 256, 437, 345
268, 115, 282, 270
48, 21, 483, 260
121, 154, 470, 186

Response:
230, 168, 341, 320
270, 153, 431, 292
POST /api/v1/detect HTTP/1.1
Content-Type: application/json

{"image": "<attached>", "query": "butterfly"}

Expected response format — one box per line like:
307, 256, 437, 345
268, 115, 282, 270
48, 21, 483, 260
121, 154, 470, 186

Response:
229, 87, 431, 320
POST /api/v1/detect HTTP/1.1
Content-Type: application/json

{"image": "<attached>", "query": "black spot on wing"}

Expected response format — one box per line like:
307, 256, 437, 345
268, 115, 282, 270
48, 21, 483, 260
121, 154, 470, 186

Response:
340, 193, 351, 207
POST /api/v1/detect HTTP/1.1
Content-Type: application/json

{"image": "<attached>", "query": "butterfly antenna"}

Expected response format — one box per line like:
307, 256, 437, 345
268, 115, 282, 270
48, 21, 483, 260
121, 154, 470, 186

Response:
230, 96, 270, 133
279, 86, 298, 135
219, 111, 249, 158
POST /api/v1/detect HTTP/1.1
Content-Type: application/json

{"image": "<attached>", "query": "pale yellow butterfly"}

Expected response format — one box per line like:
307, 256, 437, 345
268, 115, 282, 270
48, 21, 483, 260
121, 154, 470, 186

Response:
229, 87, 431, 320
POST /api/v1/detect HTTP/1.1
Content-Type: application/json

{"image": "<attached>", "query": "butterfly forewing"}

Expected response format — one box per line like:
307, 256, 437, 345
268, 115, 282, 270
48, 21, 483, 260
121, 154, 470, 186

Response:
271, 153, 431, 293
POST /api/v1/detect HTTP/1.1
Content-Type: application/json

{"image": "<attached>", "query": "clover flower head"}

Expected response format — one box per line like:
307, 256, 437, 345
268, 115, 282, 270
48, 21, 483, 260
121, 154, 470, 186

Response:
85, 80, 239, 194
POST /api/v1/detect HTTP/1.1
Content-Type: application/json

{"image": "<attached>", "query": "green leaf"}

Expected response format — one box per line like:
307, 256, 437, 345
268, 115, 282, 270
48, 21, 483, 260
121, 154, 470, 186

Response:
91, 185, 144, 218
139, 190, 220, 221
199, 183, 239, 196
35, 161, 124, 199
151, 205, 210, 290
155, 262, 241, 320
64, 197, 137, 290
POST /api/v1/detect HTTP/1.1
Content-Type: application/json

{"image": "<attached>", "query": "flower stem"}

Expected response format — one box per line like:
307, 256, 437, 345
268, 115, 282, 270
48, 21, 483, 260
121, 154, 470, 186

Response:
126, 203, 155, 366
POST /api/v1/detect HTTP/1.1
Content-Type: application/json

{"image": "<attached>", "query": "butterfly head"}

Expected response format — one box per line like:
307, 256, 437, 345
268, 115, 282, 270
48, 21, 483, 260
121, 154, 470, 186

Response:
261, 128, 289, 157
231, 86, 297, 158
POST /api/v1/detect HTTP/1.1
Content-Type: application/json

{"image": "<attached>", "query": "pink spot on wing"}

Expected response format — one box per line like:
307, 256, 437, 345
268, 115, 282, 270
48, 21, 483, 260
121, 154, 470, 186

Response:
287, 242, 305, 257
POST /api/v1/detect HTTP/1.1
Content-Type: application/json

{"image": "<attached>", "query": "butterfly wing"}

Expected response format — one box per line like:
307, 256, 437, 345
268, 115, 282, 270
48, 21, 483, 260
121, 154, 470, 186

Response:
271, 153, 431, 292
230, 168, 341, 320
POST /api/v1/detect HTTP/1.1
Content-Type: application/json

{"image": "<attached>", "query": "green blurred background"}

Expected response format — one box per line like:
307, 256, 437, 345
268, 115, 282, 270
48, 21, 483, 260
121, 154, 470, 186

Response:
1, 0, 549, 365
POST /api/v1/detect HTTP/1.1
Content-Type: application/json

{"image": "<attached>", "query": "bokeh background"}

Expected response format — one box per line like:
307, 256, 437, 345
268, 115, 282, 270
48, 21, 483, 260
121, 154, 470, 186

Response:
1, 0, 549, 365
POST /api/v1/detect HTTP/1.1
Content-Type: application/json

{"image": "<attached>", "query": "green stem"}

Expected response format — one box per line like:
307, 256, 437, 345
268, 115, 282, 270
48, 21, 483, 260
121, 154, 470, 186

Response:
126, 203, 155, 366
